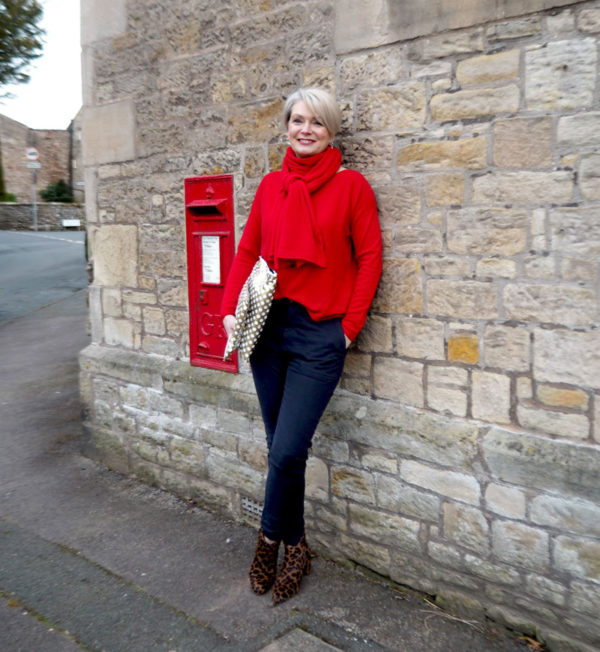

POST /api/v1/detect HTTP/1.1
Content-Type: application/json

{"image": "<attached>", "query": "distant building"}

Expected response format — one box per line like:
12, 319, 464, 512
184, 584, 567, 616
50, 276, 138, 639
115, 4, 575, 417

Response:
0, 111, 84, 203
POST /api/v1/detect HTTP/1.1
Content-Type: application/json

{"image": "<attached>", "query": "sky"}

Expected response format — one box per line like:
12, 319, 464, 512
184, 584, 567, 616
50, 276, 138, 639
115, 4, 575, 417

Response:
0, 0, 82, 130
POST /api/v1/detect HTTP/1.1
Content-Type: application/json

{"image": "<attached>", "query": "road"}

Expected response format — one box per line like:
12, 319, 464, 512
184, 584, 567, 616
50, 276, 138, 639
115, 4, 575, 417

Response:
0, 230, 87, 324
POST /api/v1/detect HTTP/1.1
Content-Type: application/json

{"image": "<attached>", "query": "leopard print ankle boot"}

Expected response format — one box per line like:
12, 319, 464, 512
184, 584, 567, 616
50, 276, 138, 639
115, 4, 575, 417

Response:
272, 533, 312, 605
249, 529, 280, 595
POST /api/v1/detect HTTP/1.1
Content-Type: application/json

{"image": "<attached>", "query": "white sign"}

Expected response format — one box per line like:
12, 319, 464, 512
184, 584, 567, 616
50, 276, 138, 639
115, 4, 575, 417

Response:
25, 147, 39, 161
26, 161, 41, 169
202, 235, 221, 284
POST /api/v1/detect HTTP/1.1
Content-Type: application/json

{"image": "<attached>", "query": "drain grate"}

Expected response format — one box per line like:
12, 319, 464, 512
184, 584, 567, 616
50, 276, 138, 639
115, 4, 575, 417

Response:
241, 496, 263, 523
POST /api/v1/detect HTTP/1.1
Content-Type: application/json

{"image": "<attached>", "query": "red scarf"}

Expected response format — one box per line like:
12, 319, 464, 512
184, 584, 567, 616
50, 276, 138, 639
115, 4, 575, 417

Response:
264, 146, 342, 269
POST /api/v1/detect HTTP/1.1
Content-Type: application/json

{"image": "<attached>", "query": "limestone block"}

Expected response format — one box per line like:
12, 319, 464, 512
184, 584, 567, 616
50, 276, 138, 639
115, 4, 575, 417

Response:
427, 383, 467, 417
372, 259, 423, 314
228, 98, 282, 145
397, 484, 440, 521
531, 494, 600, 538
428, 541, 462, 567
141, 336, 180, 358
104, 317, 135, 348
102, 288, 122, 317
554, 536, 600, 582
170, 438, 206, 475
570, 581, 600, 618
424, 173, 464, 207
397, 137, 486, 170
423, 256, 471, 277
401, 460, 480, 505
485, 483, 526, 519
373, 175, 421, 226
349, 503, 421, 552
331, 465, 376, 504
484, 325, 530, 372
393, 227, 443, 254
373, 358, 424, 407
493, 117, 553, 168
504, 283, 596, 328
82, 101, 136, 166
356, 84, 427, 133
206, 452, 263, 496
324, 393, 480, 469
561, 258, 597, 283
487, 16, 542, 40
525, 575, 566, 607
143, 307, 165, 336
492, 521, 549, 572
356, 315, 393, 354
580, 153, 600, 201
456, 50, 519, 86
472, 370, 511, 424
427, 366, 468, 387
81, 0, 127, 45
341, 137, 395, 173
517, 405, 589, 440
523, 255, 555, 280
472, 171, 573, 205
93, 225, 138, 287
339, 46, 403, 92
395, 317, 445, 360
463, 555, 522, 586
447, 207, 527, 256
517, 377, 533, 400
550, 206, 600, 257
536, 386, 588, 410
362, 452, 397, 474
526, 39, 597, 111
578, 8, 600, 32
427, 279, 497, 320
595, 398, 600, 444
482, 427, 600, 500
443, 503, 490, 554
448, 334, 479, 364
557, 112, 600, 148
339, 533, 390, 577
414, 30, 484, 61
157, 280, 188, 308
476, 258, 516, 279
431, 85, 519, 122
305, 457, 329, 502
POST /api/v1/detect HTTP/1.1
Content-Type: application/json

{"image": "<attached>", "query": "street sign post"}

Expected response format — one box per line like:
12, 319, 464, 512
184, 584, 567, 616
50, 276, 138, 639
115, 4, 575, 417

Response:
24, 148, 41, 230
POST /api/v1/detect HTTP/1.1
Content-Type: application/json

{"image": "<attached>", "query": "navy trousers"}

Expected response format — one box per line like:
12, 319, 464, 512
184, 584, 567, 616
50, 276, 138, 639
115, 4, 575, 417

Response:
250, 299, 347, 545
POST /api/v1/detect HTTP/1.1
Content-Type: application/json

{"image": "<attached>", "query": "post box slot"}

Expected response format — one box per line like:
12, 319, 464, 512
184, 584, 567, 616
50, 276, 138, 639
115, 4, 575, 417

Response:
186, 199, 227, 216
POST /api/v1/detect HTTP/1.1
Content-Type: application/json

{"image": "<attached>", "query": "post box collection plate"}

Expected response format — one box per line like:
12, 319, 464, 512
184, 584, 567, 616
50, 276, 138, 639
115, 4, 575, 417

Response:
185, 174, 238, 372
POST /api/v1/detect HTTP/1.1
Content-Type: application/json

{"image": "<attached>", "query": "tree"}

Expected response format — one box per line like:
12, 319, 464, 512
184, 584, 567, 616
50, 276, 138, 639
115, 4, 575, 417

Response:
0, 0, 45, 90
40, 179, 73, 203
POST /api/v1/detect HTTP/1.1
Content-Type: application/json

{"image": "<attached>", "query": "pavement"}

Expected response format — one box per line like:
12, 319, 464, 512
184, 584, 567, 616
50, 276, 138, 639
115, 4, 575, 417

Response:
0, 266, 531, 650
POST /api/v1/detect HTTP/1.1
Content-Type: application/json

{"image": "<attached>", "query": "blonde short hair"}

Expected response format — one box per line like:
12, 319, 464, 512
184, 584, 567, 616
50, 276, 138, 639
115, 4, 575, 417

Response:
283, 88, 342, 138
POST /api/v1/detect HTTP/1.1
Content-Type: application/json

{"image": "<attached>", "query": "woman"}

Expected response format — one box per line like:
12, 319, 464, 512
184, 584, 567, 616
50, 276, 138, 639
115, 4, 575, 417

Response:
221, 88, 382, 604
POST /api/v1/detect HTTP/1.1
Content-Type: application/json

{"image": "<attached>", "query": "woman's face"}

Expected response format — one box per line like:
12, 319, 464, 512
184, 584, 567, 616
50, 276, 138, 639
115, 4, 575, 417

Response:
287, 100, 331, 158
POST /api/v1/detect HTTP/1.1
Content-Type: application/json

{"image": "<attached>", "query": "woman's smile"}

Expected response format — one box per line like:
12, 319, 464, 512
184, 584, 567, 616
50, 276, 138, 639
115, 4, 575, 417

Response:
287, 100, 331, 157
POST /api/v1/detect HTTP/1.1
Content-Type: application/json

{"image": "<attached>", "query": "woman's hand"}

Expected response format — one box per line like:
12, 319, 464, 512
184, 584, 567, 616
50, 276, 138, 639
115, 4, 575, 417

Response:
223, 314, 237, 337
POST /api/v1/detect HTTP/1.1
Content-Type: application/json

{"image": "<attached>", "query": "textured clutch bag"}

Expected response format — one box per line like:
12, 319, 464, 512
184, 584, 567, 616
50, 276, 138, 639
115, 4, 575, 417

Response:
223, 256, 277, 362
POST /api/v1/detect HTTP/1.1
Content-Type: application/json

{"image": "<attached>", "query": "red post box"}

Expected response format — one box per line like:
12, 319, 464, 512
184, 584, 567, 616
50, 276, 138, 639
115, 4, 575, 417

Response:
185, 174, 238, 373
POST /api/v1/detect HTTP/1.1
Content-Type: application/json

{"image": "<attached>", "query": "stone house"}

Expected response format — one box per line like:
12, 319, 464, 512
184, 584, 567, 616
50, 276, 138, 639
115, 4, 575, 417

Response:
79, 1, 600, 649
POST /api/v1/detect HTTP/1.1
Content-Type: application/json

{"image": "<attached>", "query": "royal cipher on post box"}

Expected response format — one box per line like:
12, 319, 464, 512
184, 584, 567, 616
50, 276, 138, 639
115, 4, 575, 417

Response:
185, 174, 237, 373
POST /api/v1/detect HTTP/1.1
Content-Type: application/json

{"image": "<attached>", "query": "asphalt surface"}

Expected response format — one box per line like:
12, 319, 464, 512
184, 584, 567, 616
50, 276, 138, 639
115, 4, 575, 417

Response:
0, 230, 529, 651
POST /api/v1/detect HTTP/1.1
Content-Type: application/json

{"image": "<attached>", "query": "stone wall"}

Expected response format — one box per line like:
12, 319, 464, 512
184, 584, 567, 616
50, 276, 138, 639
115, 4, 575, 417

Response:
79, 1, 600, 649
0, 203, 85, 231
0, 114, 74, 202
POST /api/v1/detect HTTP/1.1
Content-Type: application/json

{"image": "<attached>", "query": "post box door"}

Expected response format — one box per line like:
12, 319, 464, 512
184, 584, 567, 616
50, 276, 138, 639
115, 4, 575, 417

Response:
185, 174, 238, 372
